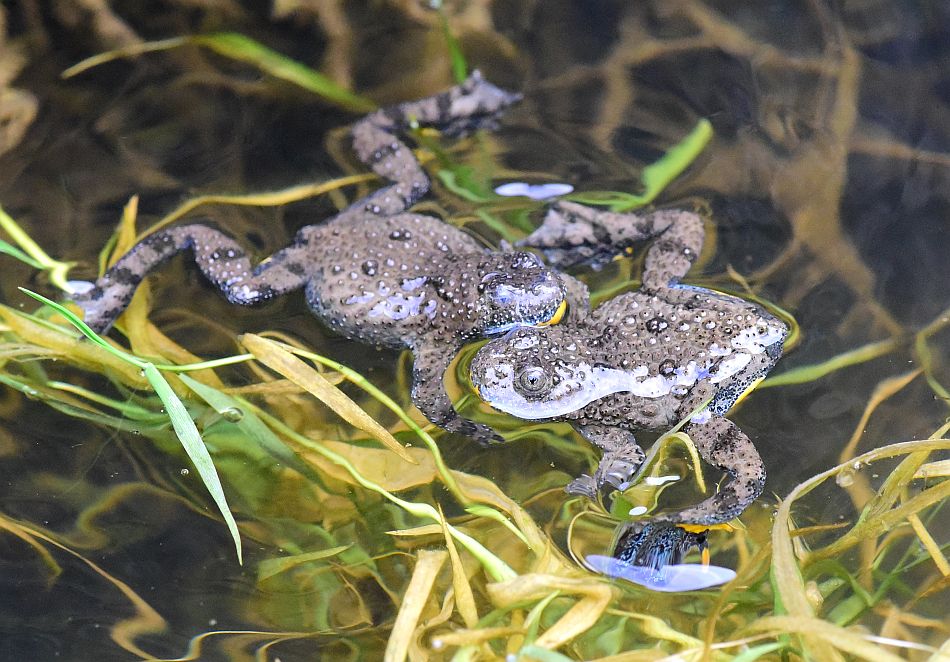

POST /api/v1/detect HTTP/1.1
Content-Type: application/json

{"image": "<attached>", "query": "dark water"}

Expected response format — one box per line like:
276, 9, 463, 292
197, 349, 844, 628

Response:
1, 1, 948, 660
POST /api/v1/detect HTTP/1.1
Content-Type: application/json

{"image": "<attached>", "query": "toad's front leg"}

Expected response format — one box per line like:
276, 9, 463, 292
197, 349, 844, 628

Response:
72, 224, 313, 333
411, 345, 504, 445
566, 425, 646, 499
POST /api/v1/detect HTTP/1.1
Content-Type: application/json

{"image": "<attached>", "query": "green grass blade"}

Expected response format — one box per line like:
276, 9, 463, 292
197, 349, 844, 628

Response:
144, 364, 242, 564
18, 288, 146, 366
732, 643, 785, 662
566, 118, 713, 212
257, 545, 351, 582
437, 169, 494, 202
47, 381, 170, 422
152, 354, 255, 372
63, 33, 375, 112
761, 338, 899, 388
178, 373, 321, 482
634, 118, 713, 208
517, 644, 575, 662
0, 238, 45, 269
192, 33, 376, 112
436, 7, 468, 83
464, 505, 529, 546
62, 37, 188, 78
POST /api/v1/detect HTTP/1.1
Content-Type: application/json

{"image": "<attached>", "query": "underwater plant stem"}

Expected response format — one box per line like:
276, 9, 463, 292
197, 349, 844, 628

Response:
257, 411, 517, 582
0, 207, 76, 291
278, 343, 468, 502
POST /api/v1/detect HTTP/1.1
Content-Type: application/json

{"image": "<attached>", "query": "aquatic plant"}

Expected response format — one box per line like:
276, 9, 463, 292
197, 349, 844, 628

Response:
1, 1, 948, 660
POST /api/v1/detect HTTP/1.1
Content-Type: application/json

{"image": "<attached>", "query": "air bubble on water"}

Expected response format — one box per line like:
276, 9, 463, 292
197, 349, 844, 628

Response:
836, 470, 854, 487
181, 468, 189, 476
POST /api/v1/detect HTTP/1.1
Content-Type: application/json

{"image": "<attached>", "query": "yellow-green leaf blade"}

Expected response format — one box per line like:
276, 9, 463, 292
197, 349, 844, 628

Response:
193, 33, 376, 112
240, 333, 415, 463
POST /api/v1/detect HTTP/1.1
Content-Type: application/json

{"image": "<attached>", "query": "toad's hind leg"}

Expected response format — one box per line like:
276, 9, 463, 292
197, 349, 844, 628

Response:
518, 201, 704, 280
347, 70, 521, 220
73, 224, 313, 333
411, 345, 504, 445
656, 416, 766, 526
566, 425, 646, 499
640, 208, 704, 291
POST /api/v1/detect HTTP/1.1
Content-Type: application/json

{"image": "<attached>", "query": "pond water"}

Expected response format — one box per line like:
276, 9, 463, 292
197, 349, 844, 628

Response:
1, 1, 948, 660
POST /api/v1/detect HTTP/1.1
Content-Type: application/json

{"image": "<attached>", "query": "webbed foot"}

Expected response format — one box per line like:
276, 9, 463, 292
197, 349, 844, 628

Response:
566, 425, 645, 498
613, 521, 708, 571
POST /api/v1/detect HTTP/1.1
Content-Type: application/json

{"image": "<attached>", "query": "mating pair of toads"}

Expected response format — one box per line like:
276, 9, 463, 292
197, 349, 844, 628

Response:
73, 73, 787, 571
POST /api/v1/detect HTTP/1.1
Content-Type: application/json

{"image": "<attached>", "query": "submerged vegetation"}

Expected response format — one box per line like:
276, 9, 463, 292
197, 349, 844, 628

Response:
1, 1, 949, 660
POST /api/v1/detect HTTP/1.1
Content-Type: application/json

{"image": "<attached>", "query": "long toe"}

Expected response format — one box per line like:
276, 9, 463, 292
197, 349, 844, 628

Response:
565, 475, 598, 499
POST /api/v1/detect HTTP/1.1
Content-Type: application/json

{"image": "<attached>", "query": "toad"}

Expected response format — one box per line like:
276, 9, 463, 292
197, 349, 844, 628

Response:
72, 72, 581, 444
470, 204, 787, 526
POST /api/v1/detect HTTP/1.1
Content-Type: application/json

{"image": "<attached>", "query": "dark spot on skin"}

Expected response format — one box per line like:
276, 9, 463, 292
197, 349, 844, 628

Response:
111, 267, 137, 285
361, 260, 378, 276
436, 92, 452, 118
645, 316, 669, 333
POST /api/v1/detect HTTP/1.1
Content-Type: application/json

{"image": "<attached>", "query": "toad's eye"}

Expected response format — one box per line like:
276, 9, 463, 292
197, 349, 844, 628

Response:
510, 252, 542, 270
477, 272, 501, 294
517, 366, 550, 394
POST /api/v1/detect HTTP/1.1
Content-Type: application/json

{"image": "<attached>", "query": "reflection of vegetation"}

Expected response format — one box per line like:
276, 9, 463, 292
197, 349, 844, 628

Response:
1, 1, 948, 660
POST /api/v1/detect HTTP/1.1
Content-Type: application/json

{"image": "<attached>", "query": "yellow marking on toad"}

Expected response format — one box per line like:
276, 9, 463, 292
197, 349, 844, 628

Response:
702, 546, 711, 566
678, 523, 734, 534
538, 299, 568, 326
612, 246, 636, 262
